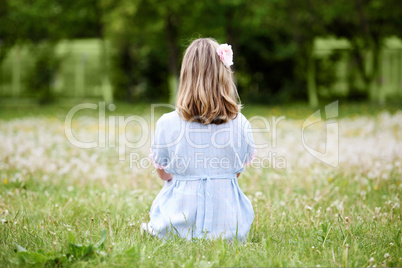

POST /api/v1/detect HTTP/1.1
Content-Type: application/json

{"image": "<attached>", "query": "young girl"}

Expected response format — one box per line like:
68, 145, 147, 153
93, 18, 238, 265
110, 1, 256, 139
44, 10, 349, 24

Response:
144, 38, 256, 241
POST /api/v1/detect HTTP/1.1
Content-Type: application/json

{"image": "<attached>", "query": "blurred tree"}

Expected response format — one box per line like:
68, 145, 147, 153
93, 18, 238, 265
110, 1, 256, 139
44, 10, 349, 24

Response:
106, 0, 201, 103
104, 0, 169, 102
104, 0, 324, 105
3, 0, 65, 102
328, 0, 402, 103
0, 0, 114, 103
26, 43, 61, 104
0, 0, 105, 102
228, 0, 300, 104
265, 0, 340, 107
0, 1, 15, 63
2, 0, 401, 104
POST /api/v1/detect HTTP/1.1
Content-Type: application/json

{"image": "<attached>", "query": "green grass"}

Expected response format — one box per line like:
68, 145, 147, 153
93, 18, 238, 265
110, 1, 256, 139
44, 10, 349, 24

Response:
0, 101, 401, 267
1, 169, 400, 267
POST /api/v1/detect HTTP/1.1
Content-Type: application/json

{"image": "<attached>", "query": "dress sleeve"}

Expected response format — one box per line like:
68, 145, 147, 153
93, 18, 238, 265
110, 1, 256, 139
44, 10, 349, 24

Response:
242, 119, 256, 166
149, 116, 170, 169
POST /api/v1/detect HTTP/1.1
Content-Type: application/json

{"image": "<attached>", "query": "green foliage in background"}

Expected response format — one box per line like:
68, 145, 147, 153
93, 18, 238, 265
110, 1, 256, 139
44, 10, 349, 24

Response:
0, 0, 401, 105
26, 43, 61, 104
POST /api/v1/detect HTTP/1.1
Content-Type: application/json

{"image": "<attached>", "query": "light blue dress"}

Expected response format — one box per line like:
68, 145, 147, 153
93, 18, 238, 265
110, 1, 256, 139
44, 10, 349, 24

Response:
148, 110, 256, 241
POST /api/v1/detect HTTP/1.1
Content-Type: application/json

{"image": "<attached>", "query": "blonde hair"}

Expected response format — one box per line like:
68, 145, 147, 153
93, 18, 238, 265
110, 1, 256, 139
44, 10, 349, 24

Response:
176, 38, 241, 125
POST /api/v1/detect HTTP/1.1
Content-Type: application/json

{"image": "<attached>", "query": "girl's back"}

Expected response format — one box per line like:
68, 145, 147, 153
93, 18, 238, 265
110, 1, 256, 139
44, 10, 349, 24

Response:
147, 38, 255, 241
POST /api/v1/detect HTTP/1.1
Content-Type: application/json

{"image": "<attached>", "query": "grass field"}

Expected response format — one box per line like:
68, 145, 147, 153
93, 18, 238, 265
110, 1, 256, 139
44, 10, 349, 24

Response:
0, 101, 401, 267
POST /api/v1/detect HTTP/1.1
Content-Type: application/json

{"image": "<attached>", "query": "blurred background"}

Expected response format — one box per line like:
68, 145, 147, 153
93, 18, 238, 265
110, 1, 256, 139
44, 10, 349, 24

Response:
0, 0, 401, 107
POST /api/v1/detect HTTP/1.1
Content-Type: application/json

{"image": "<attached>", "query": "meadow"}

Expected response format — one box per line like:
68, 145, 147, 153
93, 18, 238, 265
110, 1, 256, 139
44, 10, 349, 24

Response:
0, 101, 401, 267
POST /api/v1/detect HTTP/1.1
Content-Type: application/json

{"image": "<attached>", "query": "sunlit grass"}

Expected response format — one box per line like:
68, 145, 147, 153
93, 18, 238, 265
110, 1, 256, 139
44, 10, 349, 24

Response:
0, 102, 401, 267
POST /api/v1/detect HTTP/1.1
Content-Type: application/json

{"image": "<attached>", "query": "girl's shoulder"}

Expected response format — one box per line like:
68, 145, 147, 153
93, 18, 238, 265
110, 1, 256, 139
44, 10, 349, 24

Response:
235, 112, 249, 123
156, 110, 182, 125
234, 112, 252, 130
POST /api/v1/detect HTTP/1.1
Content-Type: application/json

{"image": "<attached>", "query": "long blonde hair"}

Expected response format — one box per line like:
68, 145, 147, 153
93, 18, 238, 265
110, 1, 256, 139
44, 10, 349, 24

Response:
176, 38, 241, 125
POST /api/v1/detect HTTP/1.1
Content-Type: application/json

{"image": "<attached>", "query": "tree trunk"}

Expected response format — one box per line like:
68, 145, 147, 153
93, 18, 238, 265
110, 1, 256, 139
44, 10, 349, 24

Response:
166, 14, 179, 105
12, 46, 21, 98
100, 39, 113, 104
225, 8, 235, 50
368, 44, 383, 103
352, 41, 381, 103
95, 2, 113, 103
376, 48, 385, 104
354, 0, 383, 103
306, 43, 319, 108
